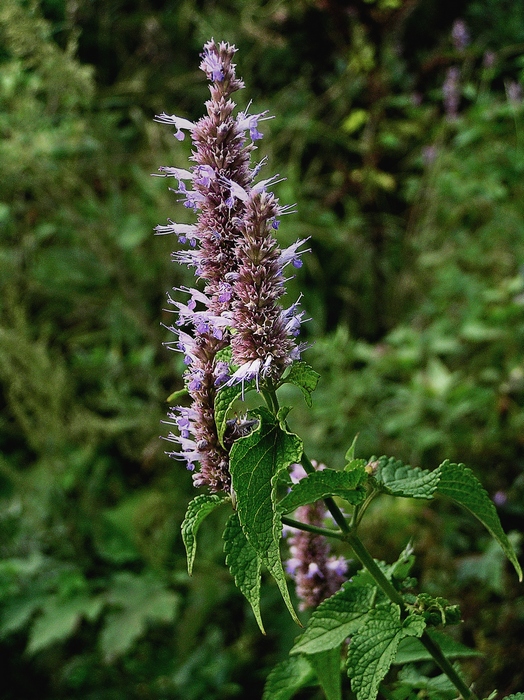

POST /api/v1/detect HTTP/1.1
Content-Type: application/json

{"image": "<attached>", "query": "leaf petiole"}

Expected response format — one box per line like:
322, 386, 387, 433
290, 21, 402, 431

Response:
281, 515, 347, 541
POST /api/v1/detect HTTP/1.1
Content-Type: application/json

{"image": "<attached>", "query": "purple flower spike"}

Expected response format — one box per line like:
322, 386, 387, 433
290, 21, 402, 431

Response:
155, 40, 307, 492
287, 500, 348, 610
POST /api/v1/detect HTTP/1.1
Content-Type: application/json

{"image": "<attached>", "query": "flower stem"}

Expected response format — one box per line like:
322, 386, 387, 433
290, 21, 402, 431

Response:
345, 532, 479, 700
272, 390, 478, 699
419, 631, 478, 700
345, 531, 405, 607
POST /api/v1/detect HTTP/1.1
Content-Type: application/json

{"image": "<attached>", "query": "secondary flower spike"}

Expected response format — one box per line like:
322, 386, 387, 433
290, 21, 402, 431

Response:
285, 463, 348, 609
156, 40, 306, 491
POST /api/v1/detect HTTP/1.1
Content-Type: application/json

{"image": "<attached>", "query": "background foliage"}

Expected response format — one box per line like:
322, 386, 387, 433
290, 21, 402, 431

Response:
0, 0, 523, 697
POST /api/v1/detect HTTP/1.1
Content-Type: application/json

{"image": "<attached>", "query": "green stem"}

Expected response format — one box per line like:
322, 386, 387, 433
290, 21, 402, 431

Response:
300, 452, 351, 533
281, 515, 346, 541
346, 532, 478, 700
269, 383, 477, 700
261, 387, 279, 415
419, 631, 478, 700
345, 531, 405, 608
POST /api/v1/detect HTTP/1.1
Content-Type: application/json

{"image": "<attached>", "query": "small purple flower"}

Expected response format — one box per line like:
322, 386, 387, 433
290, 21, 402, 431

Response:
451, 19, 470, 52
493, 490, 508, 507
483, 51, 496, 69
287, 501, 348, 610
153, 113, 194, 141
443, 66, 461, 120
285, 461, 347, 609
506, 80, 523, 106
200, 48, 225, 82
422, 145, 438, 167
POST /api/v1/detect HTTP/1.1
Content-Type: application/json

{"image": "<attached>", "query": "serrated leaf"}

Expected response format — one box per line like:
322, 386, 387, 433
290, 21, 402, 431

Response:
262, 655, 315, 700
230, 407, 303, 625
395, 629, 482, 664
502, 694, 524, 700
181, 494, 229, 575
291, 583, 375, 655
346, 603, 426, 700
373, 456, 440, 499
279, 468, 367, 514
283, 361, 320, 407
215, 345, 233, 364
345, 458, 368, 473
214, 381, 255, 447
437, 460, 522, 580
224, 512, 264, 633
309, 647, 343, 700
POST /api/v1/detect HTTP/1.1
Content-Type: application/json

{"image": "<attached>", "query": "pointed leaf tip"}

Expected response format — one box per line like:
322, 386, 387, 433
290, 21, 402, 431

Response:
229, 407, 303, 625
181, 494, 228, 575
437, 460, 523, 581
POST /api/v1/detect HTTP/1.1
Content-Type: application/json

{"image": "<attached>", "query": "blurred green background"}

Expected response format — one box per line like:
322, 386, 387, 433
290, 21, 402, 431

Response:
1, 0, 523, 698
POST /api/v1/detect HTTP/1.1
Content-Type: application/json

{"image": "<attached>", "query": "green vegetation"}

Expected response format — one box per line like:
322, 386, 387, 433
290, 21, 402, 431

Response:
0, 1, 523, 697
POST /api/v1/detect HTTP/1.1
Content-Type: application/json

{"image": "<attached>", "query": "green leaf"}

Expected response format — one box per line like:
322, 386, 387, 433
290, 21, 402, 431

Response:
291, 583, 375, 655
100, 572, 179, 662
395, 629, 482, 664
262, 655, 315, 700
166, 387, 189, 403
181, 494, 229, 575
223, 512, 264, 633
344, 435, 360, 462
27, 594, 103, 655
502, 695, 524, 700
345, 458, 368, 473
309, 647, 342, 700
215, 344, 233, 365
436, 460, 522, 580
230, 407, 303, 625
372, 456, 440, 499
346, 603, 426, 700
0, 595, 47, 638
214, 382, 253, 448
279, 468, 367, 514
396, 664, 459, 698
283, 361, 320, 407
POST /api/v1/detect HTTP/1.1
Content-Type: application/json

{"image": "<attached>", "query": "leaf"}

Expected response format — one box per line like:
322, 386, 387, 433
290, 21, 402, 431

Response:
262, 655, 315, 700
279, 468, 367, 514
230, 407, 303, 625
346, 603, 426, 700
215, 383, 245, 448
436, 461, 522, 580
395, 629, 482, 664
166, 387, 189, 403
223, 512, 264, 633
502, 695, 524, 700
344, 435, 360, 462
309, 647, 343, 700
283, 361, 320, 407
372, 456, 440, 499
181, 494, 229, 575
100, 572, 179, 662
27, 594, 103, 655
0, 595, 47, 638
396, 664, 459, 697
291, 583, 375, 656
